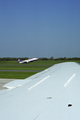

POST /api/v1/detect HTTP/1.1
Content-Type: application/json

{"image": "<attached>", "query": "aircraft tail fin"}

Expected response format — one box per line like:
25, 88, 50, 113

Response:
17, 58, 21, 63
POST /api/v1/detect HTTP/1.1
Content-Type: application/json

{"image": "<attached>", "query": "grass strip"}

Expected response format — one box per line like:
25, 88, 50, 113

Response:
0, 66, 48, 70
0, 72, 37, 79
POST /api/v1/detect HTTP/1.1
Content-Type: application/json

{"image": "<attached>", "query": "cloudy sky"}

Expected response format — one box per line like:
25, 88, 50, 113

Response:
0, 0, 80, 58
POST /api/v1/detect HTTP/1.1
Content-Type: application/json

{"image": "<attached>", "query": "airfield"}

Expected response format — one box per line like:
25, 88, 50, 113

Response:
0, 59, 80, 91
0, 60, 53, 90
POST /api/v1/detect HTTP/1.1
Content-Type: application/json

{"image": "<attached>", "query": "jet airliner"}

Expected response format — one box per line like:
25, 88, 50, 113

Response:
17, 58, 38, 63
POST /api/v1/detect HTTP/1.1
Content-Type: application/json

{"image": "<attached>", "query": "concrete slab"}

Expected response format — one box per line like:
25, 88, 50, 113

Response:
0, 79, 23, 90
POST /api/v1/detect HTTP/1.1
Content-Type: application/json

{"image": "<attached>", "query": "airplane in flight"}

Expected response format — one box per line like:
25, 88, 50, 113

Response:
0, 62, 80, 120
17, 57, 38, 63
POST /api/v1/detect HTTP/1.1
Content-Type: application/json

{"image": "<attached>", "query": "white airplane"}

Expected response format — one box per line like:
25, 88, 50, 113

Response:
0, 62, 80, 120
17, 57, 38, 63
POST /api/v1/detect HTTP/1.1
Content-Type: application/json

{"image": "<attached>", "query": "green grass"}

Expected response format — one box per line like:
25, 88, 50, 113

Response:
0, 66, 48, 70
0, 71, 37, 79
0, 60, 80, 79
0, 60, 50, 79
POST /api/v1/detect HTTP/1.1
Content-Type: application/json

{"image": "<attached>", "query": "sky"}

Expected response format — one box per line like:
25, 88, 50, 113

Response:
0, 0, 80, 58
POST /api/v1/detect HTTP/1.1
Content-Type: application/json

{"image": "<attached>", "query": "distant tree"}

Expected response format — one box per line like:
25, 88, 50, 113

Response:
41, 57, 48, 60
38, 58, 42, 60
49, 57, 54, 60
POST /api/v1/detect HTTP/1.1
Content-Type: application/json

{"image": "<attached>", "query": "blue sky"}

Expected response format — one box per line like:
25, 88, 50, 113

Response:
0, 0, 80, 58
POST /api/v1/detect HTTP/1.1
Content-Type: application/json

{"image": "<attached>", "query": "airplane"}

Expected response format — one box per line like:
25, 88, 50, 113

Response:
17, 57, 38, 63
0, 62, 80, 120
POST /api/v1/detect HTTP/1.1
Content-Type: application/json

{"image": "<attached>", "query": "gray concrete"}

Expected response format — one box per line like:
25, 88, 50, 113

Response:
0, 78, 23, 90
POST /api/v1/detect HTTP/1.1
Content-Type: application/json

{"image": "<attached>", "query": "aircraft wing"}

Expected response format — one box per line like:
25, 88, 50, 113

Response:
0, 62, 80, 120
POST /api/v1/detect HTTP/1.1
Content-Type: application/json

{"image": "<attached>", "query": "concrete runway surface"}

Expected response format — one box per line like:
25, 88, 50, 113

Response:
0, 79, 23, 90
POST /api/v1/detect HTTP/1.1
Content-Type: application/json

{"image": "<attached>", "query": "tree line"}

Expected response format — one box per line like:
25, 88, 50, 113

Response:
0, 57, 80, 61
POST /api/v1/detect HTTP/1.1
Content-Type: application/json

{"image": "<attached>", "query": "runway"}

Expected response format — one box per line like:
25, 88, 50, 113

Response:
0, 78, 23, 90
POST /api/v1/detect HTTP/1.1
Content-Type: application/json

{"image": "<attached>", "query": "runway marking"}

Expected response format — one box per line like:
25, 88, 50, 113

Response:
64, 73, 75, 87
28, 75, 50, 91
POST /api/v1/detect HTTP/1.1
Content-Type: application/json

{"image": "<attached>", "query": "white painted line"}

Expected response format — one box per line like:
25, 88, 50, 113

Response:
28, 75, 50, 91
64, 73, 75, 87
